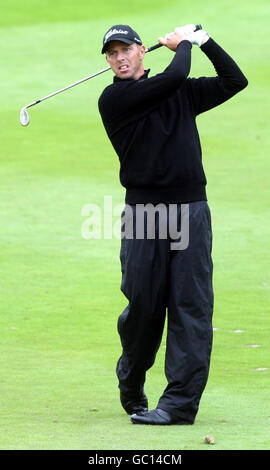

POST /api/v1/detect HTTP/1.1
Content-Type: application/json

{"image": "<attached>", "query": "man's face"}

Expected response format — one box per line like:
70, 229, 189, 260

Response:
105, 41, 145, 80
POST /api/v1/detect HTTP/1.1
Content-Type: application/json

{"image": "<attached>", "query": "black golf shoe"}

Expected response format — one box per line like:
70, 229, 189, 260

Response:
130, 408, 193, 425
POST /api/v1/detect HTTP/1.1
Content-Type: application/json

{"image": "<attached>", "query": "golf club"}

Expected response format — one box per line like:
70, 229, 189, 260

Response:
20, 24, 202, 127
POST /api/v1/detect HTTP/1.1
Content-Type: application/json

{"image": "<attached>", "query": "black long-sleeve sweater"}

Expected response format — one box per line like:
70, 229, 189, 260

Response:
98, 38, 248, 204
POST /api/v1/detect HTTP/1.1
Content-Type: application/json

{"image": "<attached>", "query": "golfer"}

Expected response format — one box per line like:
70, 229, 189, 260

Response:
98, 24, 248, 425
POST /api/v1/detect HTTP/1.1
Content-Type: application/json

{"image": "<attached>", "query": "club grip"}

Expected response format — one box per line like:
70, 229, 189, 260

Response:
146, 24, 202, 53
146, 43, 163, 53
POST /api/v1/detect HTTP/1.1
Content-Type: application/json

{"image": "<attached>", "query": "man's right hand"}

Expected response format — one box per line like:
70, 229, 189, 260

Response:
158, 29, 187, 52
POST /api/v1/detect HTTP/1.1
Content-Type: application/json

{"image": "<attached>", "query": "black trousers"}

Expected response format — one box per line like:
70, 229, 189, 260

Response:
116, 201, 214, 423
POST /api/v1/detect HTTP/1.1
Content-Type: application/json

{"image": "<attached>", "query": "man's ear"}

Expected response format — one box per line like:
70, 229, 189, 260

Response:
140, 45, 146, 60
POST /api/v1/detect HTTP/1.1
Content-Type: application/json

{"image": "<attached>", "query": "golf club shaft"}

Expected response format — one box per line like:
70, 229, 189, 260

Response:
24, 66, 111, 109
23, 24, 202, 110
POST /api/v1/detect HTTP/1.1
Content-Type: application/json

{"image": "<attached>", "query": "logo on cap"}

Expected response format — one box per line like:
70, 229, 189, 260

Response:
104, 28, 129, 43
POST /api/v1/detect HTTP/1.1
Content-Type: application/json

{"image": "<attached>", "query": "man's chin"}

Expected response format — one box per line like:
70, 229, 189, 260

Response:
116, 69, 134, 80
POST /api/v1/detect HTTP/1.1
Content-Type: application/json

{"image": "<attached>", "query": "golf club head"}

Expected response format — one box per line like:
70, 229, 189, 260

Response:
20, 107, 30, 126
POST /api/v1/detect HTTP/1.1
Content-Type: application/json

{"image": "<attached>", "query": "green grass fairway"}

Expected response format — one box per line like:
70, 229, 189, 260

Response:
1, 0, 270, 451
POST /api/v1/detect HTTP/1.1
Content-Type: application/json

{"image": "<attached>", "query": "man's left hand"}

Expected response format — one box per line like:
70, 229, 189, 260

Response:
186, 29, 210, 47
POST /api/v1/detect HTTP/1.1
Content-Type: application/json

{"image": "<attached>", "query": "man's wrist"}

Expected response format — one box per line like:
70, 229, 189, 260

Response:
200, 34, 210, 46
177, 39, 193, 48
200, 36, 212, 50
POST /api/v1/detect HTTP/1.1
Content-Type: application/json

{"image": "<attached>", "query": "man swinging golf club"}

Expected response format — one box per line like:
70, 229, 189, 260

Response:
98, 23, 248, 425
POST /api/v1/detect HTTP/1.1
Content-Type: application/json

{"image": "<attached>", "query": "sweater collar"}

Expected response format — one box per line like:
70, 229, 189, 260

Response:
113, 69, 150, 83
